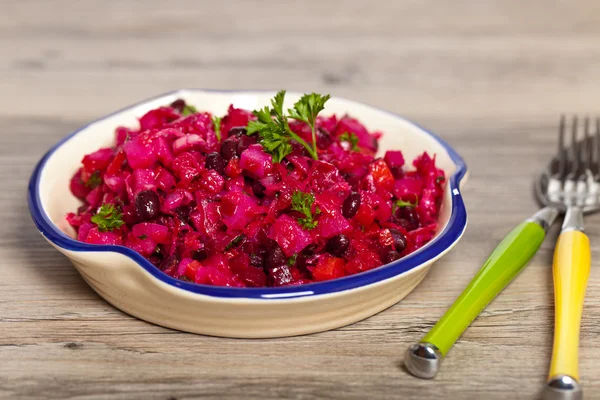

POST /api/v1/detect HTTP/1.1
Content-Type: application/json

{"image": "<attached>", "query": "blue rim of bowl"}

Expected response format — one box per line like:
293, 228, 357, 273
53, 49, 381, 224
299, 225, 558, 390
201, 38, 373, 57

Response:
28, 89, 467, 300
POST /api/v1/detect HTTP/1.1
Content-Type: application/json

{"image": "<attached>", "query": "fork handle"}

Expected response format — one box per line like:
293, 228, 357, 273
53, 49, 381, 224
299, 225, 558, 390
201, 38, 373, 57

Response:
405, 207, 558, 379
544, 207, 590, 400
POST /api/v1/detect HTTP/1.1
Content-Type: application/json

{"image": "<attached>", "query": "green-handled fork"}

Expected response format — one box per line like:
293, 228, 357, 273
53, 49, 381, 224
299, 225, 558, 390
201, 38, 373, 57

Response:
403, 118, 573, 379
404, 207, 558, 378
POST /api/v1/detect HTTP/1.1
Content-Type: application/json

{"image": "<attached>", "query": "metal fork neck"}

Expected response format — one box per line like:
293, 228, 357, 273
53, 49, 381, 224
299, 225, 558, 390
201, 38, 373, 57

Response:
562, 206, 584, 233
528, 207, 560, 232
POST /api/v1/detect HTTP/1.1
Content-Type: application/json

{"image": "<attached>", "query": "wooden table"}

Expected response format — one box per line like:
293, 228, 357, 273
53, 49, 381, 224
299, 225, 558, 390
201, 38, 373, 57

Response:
3, 1, 600, 399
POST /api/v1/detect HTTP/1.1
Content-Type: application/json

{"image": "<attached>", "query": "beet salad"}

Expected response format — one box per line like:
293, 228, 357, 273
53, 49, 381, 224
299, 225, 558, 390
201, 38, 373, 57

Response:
66, 91, 446, 287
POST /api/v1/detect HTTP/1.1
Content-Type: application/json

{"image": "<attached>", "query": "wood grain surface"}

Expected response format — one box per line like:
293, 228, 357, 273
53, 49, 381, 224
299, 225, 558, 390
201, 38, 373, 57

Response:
2, 1, 600, 399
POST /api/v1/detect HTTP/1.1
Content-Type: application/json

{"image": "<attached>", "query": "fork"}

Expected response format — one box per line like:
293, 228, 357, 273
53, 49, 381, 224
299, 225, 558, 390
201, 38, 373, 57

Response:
404, 116, 597, 385
405, 150, 561, 377
542, 116, 599, 400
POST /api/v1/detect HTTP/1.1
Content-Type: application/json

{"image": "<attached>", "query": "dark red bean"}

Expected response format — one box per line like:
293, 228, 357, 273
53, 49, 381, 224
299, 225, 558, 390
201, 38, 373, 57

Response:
220, 137, 238, 161
205, 152, 226, 175
389, 229, 407, 252
170, 99, 186, 113
135, 190, 160, 221
251, 180, 266, 197
395, 206, 419, 231
243, 176, 266, 198
227, 126, 247, 138
383, 250, 401, 264
236, 134, 252, 156
395, 218, 412, 231
294, 244, 319, 269
325, 234, 350, 257
301, 244, 318, 255
398, 205, 418, 221
342, 192, 361, 218
192, 248, 208, 262
265, 245, 286, 269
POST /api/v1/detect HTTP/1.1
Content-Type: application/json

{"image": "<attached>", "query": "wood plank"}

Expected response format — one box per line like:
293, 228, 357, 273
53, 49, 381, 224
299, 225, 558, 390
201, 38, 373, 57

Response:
2, 1, 600, 398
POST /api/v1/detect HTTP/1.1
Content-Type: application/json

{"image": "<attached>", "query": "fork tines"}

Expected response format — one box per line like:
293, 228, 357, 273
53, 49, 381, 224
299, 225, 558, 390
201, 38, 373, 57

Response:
555, 115, 600, 207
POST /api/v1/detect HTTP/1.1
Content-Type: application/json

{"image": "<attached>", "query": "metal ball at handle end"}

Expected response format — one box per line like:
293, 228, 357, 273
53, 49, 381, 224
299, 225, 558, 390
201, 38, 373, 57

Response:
543, 375, 582, 400
404, 343, 442, 379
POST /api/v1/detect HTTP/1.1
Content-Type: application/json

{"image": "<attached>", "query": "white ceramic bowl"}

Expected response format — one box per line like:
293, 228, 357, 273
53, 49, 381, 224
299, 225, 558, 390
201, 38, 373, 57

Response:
28, 90, 468, 338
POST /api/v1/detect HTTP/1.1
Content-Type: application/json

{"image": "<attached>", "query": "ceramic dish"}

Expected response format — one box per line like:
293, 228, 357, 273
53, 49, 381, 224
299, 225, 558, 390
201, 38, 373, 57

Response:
28, 90, 468, 338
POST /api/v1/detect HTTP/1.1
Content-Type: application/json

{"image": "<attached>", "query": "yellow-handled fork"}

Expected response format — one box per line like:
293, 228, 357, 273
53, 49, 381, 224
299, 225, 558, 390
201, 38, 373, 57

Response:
537, 116, 599, 400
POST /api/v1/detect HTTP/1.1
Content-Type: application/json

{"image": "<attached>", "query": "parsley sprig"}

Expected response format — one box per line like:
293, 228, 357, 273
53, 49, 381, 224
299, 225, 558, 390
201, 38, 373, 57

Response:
85, 171, 102, 189
181, 104, 198, 116
246, 90, 330, 162
396, 199, 417, 208
247, 91, 296, 162
91, 204, 125, 232
392, 198, 418, 214
225, 234, 245, 251
287, 92, 331, 158
291, 190, 320, 230
287, 253, 298, 266
339, 132, 359, 151
212, 116, 222, 143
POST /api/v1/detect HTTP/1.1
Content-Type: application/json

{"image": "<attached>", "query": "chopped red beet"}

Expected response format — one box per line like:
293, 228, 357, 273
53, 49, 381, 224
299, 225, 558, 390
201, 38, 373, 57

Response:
66, 97, 446, 287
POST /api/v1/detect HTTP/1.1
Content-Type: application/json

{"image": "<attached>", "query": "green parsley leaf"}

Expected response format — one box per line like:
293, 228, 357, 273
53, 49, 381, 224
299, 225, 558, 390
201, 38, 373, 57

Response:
271, 90, 286, 118
212, 116, 222, 143
288, 93, 331, 126
291, 190, 320, 230
91, 204, 125, 232
246, 90, 329, 162
85, 171, 102, 189
392, 198, 418, 215
225, 234, 246, 251
247, 101, 294, 163
396, 199, 417, 208
181, 104, 198, 116
298, 217, 318, 230
247, 94, 295, 163
288, 253, 298, 266
288, 93, 331, 158
392, 200, 419, 212
339, 132, 360, 151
